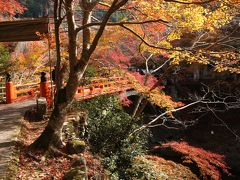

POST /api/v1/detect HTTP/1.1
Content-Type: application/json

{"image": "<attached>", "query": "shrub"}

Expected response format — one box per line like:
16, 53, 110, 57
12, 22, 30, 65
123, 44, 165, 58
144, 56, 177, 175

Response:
126, 155, 198, 179
72, 95, 150, 178
0, 45, 10, 71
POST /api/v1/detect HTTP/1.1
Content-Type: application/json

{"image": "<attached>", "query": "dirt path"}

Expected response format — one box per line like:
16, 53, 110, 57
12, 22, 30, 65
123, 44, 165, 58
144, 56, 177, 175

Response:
0, 99, 36, 179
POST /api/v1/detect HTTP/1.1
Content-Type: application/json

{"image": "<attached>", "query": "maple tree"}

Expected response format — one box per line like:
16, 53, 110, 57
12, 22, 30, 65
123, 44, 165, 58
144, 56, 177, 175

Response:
153, 141, 230, 180
30, 0, 240, 150
10, 41, 49, 84
0, 0, 25, 19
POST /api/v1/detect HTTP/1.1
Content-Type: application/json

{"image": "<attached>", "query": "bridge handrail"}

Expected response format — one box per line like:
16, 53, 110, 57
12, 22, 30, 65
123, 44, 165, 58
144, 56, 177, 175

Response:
16, 87, 40, 95
5, 76, 133, 105
15, 82, 39, 89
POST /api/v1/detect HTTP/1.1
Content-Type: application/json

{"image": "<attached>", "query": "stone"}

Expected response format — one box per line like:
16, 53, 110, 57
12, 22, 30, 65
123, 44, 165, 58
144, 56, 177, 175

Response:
62, 168, 87, 180
66, 139, 86, 155
36, 97, 47, 116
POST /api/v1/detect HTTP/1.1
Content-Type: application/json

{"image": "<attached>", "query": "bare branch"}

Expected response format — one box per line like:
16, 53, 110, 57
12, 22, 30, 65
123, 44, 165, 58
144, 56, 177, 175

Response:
207, 104, 240, 142
120, 24, 183, 52
76, 18, 170, 32
164, 0, 216, 5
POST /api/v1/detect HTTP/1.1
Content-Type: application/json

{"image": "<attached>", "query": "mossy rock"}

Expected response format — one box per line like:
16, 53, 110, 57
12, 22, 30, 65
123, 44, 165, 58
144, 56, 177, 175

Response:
63, 168, 87, 180
66, 140, 86, 154
71, 155, 86, 167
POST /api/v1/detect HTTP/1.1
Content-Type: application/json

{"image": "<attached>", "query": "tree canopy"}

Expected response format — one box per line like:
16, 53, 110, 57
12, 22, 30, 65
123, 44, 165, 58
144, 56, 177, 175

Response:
27, 0, 240, 150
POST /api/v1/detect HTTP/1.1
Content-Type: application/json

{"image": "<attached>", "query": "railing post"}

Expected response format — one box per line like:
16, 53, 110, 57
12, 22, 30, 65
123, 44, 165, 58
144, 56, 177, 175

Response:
40, 72, 52, 107
5, 73, 16, 103
40, 81, 49, 98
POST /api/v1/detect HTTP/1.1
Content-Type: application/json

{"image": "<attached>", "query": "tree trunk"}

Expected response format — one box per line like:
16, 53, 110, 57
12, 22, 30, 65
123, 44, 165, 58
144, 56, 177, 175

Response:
30, 103, 67, 149
131, 95, 144, 118
30, 0, 128, 150
31, 71, 83, 150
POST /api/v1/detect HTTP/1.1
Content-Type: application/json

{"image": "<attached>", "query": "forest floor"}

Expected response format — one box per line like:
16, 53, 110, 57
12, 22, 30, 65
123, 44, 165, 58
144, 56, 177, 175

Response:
2, 99, 239, 179
15, 119, 72, 179
14, 112, 104, 179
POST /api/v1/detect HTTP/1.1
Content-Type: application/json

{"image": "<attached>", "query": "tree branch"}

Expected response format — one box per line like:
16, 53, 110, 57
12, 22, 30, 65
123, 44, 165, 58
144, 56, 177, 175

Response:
76, 18, 170, 32
120, 24, 183, 51
164, 0, 216, 5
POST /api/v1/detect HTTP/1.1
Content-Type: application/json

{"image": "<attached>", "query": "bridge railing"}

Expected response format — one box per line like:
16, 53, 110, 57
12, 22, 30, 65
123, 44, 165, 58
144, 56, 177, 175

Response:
75, 77, 132, 100
5, 82, 40, 103
5, 75, 133, 105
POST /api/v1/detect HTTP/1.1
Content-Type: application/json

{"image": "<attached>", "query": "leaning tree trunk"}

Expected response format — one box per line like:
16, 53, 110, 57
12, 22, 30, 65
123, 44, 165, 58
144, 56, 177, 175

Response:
30, 71, 83, 150
31, 103, 67, 150
31, 0, 128, 150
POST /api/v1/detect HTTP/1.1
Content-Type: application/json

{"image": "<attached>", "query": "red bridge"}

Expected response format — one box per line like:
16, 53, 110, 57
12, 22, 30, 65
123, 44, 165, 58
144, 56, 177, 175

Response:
4, 76, 133, 106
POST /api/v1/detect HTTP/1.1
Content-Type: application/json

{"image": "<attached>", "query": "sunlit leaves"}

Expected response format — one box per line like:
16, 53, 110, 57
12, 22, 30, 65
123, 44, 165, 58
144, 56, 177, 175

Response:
0, 0, 25, 18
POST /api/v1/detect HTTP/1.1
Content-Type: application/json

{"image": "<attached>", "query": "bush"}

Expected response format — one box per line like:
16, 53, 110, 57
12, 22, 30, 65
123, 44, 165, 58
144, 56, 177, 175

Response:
0, 45, 10, 71
126, 155, 198, 179
72, 95, 150, 178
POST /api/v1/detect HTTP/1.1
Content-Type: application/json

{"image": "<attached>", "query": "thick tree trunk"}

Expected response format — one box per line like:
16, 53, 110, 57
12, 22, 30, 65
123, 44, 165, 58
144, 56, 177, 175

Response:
30, 0, 128, 150
30, 103, 67, 149
31, 71, 83, 150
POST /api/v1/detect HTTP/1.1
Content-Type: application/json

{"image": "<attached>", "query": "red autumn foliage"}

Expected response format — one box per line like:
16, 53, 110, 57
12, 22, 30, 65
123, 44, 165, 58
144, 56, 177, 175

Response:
0, 0, 25, 17
119, 92, 132, 106
82, 151, 105, 177
18, 149, 71, 179
129, 71, 164, 89
107, 47, 131, 68
153, 141, 230, 180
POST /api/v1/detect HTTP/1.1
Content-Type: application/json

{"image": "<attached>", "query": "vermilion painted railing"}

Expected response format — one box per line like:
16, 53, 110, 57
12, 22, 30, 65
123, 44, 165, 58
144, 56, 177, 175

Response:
6, 82, 40, 103
75, 77, 132, 100
5, 77, 132, 105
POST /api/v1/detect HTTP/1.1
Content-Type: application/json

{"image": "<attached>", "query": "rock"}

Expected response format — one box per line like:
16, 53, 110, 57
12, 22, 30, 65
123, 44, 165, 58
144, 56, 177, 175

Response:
24, 108, 42, 122
66, 139, 86, 154
71, 155, 86, 167
63, 168, 87, 180
70, 155, 87, 178
36, 97, 47, 117
24, 98, 47, 122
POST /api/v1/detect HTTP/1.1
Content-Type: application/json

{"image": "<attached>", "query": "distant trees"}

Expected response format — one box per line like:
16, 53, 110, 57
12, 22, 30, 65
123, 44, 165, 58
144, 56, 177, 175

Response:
0, 0, 25, 77
10, 41, 49, 83
19, 0, 49, 17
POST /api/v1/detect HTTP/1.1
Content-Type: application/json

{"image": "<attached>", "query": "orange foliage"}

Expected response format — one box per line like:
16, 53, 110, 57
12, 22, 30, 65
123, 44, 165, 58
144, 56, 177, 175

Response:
10, 41, 49, 83
0, 0, 25, 17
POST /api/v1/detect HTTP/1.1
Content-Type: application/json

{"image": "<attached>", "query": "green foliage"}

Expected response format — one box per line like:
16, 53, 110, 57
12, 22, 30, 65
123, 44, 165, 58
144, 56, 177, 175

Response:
80, 65, 98, 85
72, 139, 86, 147
19, 0, 48, 17
0, 45, 10, 71
125, 156, 162, 179
72, 95, 150, 178
125, 155, 198, 180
